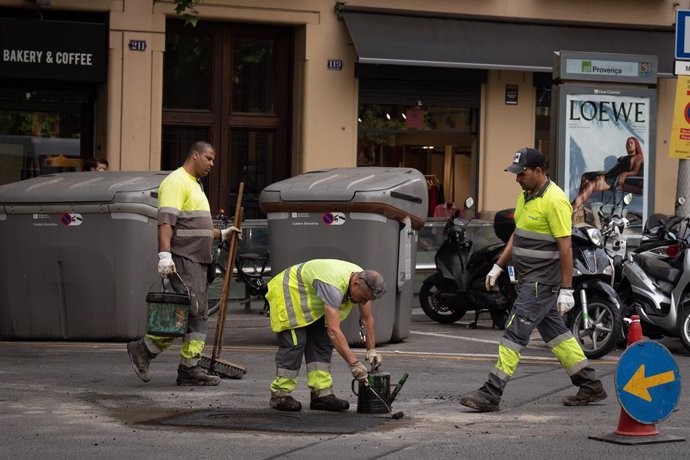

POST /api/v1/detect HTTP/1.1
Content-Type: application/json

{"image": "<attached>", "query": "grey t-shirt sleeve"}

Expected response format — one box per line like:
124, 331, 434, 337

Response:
313, 279, 346, 309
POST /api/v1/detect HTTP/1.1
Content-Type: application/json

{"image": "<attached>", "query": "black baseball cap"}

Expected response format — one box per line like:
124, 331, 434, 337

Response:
504, 147, 545, 174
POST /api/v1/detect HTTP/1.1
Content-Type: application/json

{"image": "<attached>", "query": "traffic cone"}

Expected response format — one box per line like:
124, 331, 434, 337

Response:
626, 314, 643, 347
615, 314, 659, 437
614, 410, 659, 436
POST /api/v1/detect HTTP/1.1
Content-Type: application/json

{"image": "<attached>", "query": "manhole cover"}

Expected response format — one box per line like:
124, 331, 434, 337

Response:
150, 408, 390, 434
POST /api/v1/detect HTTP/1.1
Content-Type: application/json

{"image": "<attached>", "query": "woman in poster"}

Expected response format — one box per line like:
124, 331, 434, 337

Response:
571, 136, 644, 223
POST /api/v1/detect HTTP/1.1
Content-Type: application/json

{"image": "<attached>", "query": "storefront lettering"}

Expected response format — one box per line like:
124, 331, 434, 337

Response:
2, 49, 43, 63
2, 48, 93, 66
568, 100, 646, 123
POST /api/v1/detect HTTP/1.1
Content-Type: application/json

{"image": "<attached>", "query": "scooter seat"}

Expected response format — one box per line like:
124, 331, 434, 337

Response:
638, 256, 682, 285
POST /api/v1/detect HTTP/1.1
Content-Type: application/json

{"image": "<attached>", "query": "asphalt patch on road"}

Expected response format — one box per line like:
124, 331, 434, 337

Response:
149, 408, 391, 434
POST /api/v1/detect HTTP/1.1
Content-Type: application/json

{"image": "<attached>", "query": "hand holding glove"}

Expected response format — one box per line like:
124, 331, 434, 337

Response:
349, 361, 369, 385
485, 263, 504, 291
365, 349, 383, 370
557, 288, 575, 316
221, 226, 242, 242
158, 251, 176, 275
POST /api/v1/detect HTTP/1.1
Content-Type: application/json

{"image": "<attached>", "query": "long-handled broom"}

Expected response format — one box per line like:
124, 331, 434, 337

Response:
199, 183, 247, 379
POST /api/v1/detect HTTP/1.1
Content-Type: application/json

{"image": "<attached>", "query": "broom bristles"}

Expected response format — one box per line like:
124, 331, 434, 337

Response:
199, 355, 246, 379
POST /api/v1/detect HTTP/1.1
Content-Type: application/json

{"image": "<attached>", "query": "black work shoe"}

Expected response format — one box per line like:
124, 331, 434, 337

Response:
127, 340, 153, 383
310, 394, 350, 412
176, 364, 221, 386
563, 381, 607, 406
458, 389, 500, 412
269, 395, 302, 412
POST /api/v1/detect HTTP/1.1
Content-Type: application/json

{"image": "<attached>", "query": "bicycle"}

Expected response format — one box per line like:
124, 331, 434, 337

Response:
207, 211, 270, 316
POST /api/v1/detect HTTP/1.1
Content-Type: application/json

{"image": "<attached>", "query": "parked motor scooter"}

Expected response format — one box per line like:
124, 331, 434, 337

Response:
564, 220, 625, 359
419, 198, 517, 328
634, 197, 688, 262
598, 193, 632, 286
618, 206, 690, 351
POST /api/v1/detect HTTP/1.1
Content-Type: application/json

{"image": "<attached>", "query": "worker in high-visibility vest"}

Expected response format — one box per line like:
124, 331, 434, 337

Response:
266, 259, 386, 412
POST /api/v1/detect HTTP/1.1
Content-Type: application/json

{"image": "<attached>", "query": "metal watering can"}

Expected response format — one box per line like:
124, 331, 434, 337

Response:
351, 370, 409, 414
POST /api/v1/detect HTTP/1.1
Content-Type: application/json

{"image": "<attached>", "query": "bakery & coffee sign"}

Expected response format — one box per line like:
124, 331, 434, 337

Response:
0, 18, 107, 82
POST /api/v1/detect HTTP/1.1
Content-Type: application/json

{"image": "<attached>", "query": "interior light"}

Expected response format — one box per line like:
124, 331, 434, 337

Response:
402, 113, 407, 119
358, 118, 362, 123
386, 113, 391, 120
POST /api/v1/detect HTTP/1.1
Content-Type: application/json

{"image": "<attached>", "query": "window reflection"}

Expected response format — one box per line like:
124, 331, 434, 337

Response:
0, 110, 81, 185
232, 39, 275, 113
164, 33, 211, 110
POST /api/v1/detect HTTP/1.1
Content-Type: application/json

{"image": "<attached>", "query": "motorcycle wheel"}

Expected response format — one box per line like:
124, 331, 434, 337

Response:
677, 296, 690, 353
569, 296, 622, 359
419, 281, 466, 324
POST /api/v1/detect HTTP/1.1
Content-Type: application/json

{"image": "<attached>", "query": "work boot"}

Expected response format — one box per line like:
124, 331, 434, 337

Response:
269, 394, 302, 412
176, 364, 221, 386
563, 380, 607, 406
127, 339, 154, 383
458, 389, 500, 412
310, 393, 350, 412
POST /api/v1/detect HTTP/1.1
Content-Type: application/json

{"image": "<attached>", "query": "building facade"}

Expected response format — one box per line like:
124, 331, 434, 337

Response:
0, 0, 682, 218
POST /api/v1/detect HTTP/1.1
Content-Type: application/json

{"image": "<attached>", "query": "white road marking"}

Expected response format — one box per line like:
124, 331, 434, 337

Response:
410, 330, 500, 345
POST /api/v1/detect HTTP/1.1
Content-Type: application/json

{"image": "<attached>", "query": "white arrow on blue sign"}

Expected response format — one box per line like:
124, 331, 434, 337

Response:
615, 341, 681, 424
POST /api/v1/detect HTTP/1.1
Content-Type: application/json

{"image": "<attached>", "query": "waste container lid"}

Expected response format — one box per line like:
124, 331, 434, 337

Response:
259, 167, 428, 229
0, 171, 169, 204
261, 167, 422, 202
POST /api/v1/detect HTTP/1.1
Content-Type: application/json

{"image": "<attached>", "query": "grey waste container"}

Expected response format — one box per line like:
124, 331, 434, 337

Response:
0, 171, 167, 340
259, 167, 427, 344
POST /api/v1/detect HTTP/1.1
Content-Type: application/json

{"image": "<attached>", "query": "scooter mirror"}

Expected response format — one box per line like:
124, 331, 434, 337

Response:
623, 193, 633, 205
464, 197, 475, 209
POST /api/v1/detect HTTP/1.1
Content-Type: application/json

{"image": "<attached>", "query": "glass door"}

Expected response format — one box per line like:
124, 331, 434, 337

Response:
163, 21, 292, 216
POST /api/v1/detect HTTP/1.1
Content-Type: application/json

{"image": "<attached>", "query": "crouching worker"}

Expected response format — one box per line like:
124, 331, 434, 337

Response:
267, 259, 386, 412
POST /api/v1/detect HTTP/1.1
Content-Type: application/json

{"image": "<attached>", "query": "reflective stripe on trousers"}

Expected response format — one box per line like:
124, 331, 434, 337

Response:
144, 254, 208, 367
270, 316, 334, 397
482, 281, 593, 399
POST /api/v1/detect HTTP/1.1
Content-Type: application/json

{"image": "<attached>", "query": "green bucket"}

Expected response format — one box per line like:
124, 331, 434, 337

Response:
146, 277, 190, 337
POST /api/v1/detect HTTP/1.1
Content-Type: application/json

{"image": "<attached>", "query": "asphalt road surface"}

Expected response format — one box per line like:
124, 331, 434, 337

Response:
2, 306, 689, 459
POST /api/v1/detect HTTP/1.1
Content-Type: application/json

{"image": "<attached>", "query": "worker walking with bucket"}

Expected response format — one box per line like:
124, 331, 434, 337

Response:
127, 141, 239, 386
267, 259, 386, 412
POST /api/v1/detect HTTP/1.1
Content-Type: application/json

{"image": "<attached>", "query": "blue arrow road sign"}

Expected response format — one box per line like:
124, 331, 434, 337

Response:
615, 341, 681, 424
677, 9, 690, 59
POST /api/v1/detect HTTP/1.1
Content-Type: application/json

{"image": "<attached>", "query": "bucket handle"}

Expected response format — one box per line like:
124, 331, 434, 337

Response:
351, 378, 360, 396
148, 272, 190, 297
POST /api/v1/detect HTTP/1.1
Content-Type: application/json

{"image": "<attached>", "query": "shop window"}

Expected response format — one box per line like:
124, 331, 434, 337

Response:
0, 109, 85, 185
357, 103, 475, 216
535, 85, 551, 158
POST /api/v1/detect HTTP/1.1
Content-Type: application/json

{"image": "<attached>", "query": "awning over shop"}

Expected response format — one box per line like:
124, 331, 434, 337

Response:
340, 9, 675, 76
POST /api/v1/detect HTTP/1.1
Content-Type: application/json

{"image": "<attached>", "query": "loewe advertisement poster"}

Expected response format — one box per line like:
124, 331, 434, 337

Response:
561, 87, 655, 226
